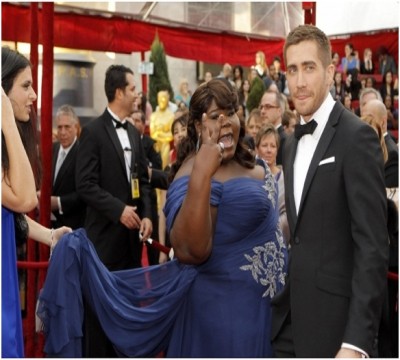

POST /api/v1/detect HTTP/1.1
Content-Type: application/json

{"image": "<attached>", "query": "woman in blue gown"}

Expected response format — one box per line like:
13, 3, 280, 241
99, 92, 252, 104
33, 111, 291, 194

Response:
1, 56, 38, 356
2, 47, 72, 357
37, 78, 287, 357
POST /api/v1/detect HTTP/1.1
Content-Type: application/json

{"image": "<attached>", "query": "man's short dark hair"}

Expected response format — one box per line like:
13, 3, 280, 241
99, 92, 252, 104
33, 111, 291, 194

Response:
104, 65, 134, 103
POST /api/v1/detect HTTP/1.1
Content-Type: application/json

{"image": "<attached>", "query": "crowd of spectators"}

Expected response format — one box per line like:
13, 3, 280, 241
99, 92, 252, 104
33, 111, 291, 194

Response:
178, 47, 398, 143
4, 38, 398, 358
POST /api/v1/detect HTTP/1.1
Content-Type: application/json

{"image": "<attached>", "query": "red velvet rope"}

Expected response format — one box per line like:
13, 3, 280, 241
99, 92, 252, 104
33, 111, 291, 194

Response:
145, 239, 170, 255
2, 3, 397, 67
17, 261, 49, 269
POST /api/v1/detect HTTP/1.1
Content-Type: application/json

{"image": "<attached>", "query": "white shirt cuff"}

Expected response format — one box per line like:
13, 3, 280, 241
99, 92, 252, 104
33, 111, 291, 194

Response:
57, 197, 63, 215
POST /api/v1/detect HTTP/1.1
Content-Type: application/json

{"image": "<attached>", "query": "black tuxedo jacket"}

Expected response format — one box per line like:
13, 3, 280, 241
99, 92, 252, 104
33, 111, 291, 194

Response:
271, 101, 389, 357
52, 141, 86, 229
150, 168, 169, 190
141, 135, 162, 170
76, 109, 153, 270
384, 133, 398, 188
276, 125, 286, 166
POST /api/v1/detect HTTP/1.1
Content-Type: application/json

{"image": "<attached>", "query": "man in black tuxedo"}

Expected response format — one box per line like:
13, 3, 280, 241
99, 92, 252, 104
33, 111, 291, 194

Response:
259, 89, 286, 165
271, 25, 388, 358
38, 105, 86, 229
76, 65, 153, 357
130, 109, 162, 265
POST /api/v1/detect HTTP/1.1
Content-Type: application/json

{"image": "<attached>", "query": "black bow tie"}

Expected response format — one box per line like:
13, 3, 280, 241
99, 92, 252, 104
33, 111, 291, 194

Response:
294, 120, 317, 139
112, 118, 128, 130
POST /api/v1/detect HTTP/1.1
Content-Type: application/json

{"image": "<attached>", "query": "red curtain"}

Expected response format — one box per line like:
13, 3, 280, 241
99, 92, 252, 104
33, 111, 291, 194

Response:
2, 2, 397, 68
330, 33, 398, 66
1, 2, 285, 66
302, 2, 316, 25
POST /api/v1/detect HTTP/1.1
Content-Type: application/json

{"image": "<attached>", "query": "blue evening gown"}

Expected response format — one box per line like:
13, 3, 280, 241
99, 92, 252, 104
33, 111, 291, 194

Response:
37, 169, 288, 357
2, 206, 24, 358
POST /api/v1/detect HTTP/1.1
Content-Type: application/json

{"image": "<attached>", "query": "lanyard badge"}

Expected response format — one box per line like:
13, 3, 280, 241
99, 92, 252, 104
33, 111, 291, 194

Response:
131, 172, 140, 199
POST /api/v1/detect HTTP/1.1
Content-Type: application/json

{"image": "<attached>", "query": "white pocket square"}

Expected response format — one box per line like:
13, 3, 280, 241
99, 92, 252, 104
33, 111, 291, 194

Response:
319, 156, 335, 166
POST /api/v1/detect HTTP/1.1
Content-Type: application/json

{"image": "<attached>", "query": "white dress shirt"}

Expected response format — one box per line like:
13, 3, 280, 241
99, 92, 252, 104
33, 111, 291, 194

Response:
293, 93, 334, 214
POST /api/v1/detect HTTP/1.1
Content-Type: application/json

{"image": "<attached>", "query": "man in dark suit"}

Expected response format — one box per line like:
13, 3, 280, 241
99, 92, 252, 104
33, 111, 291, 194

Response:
76, 65, 153, 357
271, 25, 388, 358
129, 109, 162, 265
39, 104, 86, 229
378, 47, 398, 76
362, 97, 398, 357
259, 89, 286, 165
362, 97, 398, 188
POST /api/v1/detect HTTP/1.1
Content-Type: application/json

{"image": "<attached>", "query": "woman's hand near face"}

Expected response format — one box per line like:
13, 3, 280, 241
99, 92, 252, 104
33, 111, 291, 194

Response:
170, 114, 223, 265
194, 113, 224, 177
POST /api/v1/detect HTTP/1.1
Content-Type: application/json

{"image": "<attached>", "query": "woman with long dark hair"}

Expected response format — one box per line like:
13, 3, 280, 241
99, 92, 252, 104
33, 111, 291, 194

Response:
1, 47, 71, 357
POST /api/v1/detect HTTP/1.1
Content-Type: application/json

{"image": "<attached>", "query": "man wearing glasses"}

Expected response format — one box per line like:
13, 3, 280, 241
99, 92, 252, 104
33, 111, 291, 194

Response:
259, 89, 287, 165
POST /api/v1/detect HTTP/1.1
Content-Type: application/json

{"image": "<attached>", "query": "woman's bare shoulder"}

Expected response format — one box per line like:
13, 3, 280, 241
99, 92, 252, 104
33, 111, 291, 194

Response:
172, 156, 195, 181
253, 164, 266, 180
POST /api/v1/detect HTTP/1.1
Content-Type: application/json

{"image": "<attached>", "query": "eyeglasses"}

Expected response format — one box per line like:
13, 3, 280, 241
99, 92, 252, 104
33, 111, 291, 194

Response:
259, 104, 279, 111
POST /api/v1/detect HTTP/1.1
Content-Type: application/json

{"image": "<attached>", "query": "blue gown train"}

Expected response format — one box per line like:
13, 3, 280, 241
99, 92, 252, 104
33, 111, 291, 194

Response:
37, 172, 288, 357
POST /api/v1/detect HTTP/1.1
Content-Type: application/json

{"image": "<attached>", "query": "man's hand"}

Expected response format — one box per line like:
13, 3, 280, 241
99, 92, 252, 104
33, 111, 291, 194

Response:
336, 348, 364, 358
159, 252, 168, 264
139, 217, 153, 240
120, 206, 141, 229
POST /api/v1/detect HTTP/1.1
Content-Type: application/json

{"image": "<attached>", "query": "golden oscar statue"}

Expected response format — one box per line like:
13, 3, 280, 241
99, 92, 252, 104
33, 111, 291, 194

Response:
150, 90, 174, 169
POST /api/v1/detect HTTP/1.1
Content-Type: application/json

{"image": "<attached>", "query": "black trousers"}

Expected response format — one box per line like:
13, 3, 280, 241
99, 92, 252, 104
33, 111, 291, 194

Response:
82, 244, 142, 358
271, 311, 296, 358
83, 298, 118, 358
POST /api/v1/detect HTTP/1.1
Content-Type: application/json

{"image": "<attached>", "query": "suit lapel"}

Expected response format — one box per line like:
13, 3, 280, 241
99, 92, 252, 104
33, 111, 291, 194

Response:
54, 141, 78, 189
104, 112, 127, 175
285, 135, 299, 229
52, 143, 60, 180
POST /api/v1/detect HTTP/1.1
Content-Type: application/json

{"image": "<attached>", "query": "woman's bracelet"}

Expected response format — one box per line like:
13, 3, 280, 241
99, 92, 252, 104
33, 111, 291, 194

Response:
49, 228, 55, 259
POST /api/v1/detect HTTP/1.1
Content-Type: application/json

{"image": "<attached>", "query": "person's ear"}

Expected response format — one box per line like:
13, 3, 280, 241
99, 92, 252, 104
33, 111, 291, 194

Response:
326, 64, 335, 87
115, 87, 124, 100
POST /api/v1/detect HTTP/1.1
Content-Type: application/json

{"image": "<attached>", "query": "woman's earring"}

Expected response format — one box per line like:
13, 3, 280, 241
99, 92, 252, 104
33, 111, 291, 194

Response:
196, 133, 201, 153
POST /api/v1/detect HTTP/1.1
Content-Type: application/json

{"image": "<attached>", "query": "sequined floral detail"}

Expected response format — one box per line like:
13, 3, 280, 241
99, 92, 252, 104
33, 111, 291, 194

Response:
240, 229, 287, 298
261, 160, 277, 209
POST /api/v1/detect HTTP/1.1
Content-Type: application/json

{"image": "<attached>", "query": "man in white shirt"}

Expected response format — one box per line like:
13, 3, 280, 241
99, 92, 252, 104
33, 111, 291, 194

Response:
37, 104, 86, 229
259, 89, 286, 165
271, 24, 388, 358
